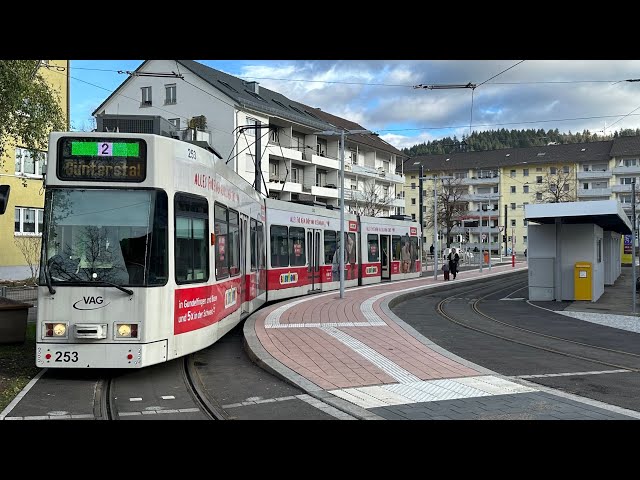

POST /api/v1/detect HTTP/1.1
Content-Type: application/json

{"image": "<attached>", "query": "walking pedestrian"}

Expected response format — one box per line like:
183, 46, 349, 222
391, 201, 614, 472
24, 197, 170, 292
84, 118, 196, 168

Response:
442, 261, 450, 281
447, 247, 460, 280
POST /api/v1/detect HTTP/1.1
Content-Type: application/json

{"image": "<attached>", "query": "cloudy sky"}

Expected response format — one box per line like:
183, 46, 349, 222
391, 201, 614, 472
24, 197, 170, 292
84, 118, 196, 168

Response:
68, 60, 640, 150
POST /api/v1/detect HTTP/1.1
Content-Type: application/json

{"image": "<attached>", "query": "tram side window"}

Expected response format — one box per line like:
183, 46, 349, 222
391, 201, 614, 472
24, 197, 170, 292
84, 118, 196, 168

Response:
368, 234, 379, 262
213, 203, 230, 280
346, 232, 357, 264
214, 203, 229, 279
175, 193, 209, 284
271, 225, 288, 267
392, 235, 401, 261
148, 191, 168, 285
410, 236, 419, 273
289, 227, 306, 267
324, 230, 336, 264
228, 209, 240, 276
257, 221, 265, 269
250, 218, 257, 271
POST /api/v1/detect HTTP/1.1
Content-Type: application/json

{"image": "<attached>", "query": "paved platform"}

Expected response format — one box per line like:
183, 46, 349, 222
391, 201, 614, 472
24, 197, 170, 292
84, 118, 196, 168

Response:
244, 263, 640, 420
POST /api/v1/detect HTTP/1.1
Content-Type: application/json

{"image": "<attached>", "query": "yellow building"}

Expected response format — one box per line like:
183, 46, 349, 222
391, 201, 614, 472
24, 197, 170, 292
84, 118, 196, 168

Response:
0, 60, 69, 280
401, 140, 618, 257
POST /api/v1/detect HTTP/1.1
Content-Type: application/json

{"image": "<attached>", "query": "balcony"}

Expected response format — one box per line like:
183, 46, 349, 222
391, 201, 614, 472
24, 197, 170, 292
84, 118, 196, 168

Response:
577, 170, 612, 180
611, 184, 634, 193
461, 209, 500, 219
311, 153, 340, 170
311, 185, 339, 198
462, 176, 500, 185
460, 193, 498, 201
451, 226, 500, 234
266, 144, 303, 162
613, 165, 640, 175
577, 188, 611, 197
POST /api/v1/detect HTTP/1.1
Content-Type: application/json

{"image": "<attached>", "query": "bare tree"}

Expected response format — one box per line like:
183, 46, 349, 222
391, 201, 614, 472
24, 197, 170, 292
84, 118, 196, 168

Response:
423, 177, 468, 248
14, 236, 42, 283
533, 167, 576, 203
352, 180, 394, 217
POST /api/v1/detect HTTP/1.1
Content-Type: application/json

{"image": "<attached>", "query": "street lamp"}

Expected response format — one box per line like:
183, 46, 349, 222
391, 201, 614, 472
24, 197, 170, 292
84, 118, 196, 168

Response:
314, 128, 372, 299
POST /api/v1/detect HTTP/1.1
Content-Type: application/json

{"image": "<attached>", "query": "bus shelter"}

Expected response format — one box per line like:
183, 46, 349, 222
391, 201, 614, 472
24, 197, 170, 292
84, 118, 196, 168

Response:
524, 200, 632, 302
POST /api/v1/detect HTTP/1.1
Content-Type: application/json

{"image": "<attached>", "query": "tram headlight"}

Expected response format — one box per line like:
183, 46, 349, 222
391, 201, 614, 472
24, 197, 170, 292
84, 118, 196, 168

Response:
115, 323, 139, 339
44, 322, 68, 338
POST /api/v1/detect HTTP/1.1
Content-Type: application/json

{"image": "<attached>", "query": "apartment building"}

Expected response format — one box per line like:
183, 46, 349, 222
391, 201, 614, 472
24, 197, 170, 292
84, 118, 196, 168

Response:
402, 139, 640, 255
0, 60, 69, 280
92, 60, 406, 215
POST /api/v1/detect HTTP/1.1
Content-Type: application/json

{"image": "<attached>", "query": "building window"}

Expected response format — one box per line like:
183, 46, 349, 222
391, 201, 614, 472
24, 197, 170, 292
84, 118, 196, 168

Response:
141, 86, 152, 106
291, 166, 302, 184
511, 219, 516, 227
536, 192, 542, 200
14, 207, 43, 235
246, 117, 258, 137
510, 186, 516, 193
291, 131, 305, 151
523, 219, 528, 226
550, 167, 557, 174
510, 170, 516, 178
536, 176, 543, 184
411, 183, 416, 190
316, 138, 327, 157
411, 213, 416, 221
583, 183, 589, 190
523, 235, 527, 244
269, 161, 279, 182
164, 84, 176, 105
621, 177, 636, 185
510, 203, 516, 210
15, 147, 46, 177
624, 158, 638, 167
411, 198, 416, 205
269, 126, 280, 144
411, 175, 416, 179
316, 169, 327, 187
563, 165, 570, 174
523, 185, 529, 193
536, 167, 543, 172
564, 184, 569, 192
550, 183, 557, 193
523, 169, 529, 177
168, 118, 181, 129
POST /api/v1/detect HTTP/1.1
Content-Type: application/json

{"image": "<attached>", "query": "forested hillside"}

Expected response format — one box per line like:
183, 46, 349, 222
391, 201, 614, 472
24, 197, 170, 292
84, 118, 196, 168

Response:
402, 128, 640, 156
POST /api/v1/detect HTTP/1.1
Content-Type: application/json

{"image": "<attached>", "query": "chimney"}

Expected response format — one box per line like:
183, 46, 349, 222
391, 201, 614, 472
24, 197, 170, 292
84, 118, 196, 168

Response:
246, 81, 259, 94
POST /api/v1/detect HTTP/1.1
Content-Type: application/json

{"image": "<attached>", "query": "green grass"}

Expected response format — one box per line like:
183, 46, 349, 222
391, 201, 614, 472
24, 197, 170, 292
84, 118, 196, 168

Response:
0, 324, 40, 413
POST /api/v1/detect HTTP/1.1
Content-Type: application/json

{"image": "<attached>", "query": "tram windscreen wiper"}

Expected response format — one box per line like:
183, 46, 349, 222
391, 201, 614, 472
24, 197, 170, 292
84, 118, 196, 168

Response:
90, 274, 134, 296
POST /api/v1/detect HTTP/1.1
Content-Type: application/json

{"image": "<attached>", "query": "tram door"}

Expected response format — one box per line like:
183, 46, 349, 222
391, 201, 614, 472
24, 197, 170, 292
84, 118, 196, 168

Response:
307, 229, 322, 292
381, 235, 391, 280
240, 215, 249, 314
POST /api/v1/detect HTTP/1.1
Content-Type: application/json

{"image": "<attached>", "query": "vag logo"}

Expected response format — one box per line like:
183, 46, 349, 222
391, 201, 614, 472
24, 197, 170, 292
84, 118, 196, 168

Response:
279, 272, 298, 285
225, 287, 237, 308
73, 296, 110, 310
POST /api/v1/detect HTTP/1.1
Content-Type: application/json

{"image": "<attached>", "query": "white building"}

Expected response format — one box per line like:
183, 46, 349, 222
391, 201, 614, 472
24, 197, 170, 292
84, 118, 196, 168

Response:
92, 60, 406, 216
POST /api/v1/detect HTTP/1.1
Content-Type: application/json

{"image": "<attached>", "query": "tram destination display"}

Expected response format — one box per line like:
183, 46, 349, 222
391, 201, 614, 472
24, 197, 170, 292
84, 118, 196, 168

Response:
57, 137, 147, 182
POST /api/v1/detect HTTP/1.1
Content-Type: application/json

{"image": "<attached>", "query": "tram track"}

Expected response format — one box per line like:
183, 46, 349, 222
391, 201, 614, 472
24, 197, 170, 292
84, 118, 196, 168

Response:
181, 356, 229, 420
436, 279, 640, 373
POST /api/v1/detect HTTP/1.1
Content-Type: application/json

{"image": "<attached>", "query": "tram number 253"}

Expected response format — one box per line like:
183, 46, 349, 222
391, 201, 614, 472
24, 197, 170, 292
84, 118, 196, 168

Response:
187, 148, 197, 160
55, 351, 79, 363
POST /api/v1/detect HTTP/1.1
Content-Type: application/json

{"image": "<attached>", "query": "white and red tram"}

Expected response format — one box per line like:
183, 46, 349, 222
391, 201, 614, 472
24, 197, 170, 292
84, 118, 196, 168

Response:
36, 132, 420, 369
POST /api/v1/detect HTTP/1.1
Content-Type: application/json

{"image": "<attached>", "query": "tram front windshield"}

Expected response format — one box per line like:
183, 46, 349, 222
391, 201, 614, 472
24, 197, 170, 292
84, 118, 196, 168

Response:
39, 188, 168, 287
